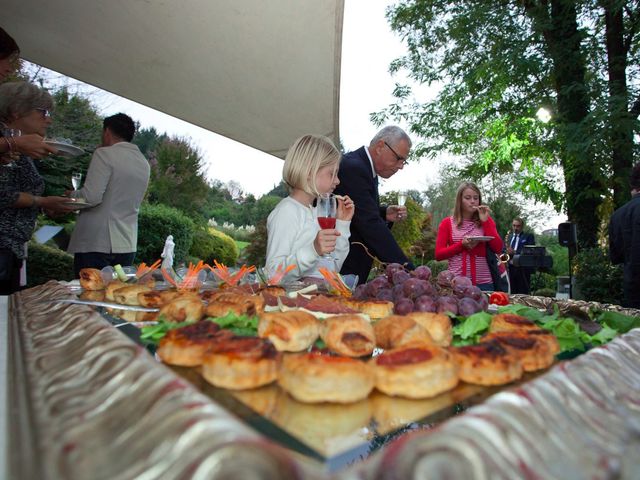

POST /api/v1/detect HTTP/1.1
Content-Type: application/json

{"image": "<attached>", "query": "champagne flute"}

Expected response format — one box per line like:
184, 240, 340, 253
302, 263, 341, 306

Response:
316, 193, 337, 260
71, 172, 82, 191
397, 190, 407, 206
1, 128, 21, 167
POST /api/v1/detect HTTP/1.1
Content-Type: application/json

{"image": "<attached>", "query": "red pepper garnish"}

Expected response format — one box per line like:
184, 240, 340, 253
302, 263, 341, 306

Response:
489, 291, 510, 306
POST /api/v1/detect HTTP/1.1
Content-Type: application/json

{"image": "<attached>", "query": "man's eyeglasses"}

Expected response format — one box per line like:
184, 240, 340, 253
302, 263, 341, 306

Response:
384, 141, 407, 166
35, 108, 51, 118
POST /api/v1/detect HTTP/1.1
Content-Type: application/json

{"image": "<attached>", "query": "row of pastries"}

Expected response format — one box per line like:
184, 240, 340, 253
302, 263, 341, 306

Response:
78, 268, 560, 404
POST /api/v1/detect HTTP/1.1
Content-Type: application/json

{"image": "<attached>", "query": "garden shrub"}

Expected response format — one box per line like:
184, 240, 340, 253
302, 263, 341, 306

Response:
137, 203, 195, 265
242, 219, 268, 267
189, 228, 238, 266
27, 241, 74, 286
573, 247, 623, 305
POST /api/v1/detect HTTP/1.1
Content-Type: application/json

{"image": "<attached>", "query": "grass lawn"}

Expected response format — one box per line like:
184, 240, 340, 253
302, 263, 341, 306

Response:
236, 240, 249, 251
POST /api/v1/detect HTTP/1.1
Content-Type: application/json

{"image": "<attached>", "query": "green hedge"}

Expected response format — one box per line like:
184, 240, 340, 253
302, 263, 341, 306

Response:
137, 203, 195, 265
189, 228, 238, 266
27, 241, 74, 287
573, 247, 623, 305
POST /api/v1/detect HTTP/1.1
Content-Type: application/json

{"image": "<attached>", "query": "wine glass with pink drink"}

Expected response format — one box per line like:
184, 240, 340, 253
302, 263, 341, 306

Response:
317, 193, 337, 259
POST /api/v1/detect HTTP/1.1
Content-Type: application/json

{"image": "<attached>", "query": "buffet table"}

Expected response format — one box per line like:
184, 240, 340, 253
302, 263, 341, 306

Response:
4, 283, 640, 479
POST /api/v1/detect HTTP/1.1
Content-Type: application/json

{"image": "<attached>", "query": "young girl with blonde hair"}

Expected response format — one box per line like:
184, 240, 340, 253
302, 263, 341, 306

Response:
266, 134, 355, 282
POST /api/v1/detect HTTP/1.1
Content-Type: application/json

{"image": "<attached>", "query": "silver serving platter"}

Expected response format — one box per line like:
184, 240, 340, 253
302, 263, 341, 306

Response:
5, 282, 640, 479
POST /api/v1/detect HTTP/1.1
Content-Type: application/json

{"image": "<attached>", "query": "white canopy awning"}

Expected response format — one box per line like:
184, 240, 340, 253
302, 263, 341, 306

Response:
5, 0, 344, 158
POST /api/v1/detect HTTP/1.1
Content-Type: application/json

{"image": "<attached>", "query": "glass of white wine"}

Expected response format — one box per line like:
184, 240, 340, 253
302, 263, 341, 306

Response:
1, 128, 21, 167
71, 172, 82, 191
397, 190, 407, 206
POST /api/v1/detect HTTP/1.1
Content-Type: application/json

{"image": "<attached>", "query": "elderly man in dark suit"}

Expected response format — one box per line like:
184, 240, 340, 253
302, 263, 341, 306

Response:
506, 217, 535, 294
609, 162, 640, 308
334, 126, 414, 285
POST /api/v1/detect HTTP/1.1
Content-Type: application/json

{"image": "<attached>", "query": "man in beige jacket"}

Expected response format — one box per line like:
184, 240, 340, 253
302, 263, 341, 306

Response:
68, 113, 150, 277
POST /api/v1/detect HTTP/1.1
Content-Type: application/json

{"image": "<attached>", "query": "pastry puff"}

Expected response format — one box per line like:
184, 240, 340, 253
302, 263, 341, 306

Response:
405, 312, 453, 346
278, 351, 375, 403
104, 280, 127, 301
113, 284, 153, 306
320, 314, 375, 357
79, 268, 105, 291
258, 310, 320, 352
159, 294, 205, 323
372, 345, 459, 399
373, 315, 434, 349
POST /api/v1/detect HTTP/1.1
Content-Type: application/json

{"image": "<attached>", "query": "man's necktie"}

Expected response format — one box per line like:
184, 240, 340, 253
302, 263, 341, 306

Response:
511, 234, 519, 250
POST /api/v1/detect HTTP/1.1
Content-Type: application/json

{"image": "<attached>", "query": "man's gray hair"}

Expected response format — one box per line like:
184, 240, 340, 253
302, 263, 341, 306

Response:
369, 125, 412, 149
0, 81, 53, 123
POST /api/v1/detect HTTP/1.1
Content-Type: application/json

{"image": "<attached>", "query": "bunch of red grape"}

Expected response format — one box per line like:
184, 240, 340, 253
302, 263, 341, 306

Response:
352, 263, 488, 316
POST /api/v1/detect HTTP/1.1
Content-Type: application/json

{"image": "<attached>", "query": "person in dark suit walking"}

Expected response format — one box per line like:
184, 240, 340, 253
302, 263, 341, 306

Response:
334, 126, 414, 284
609, 162, 640, 308
506, 217, 535, 294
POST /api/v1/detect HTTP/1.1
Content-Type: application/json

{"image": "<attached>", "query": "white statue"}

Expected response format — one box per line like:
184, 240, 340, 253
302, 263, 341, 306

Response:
161, 235, 175, 271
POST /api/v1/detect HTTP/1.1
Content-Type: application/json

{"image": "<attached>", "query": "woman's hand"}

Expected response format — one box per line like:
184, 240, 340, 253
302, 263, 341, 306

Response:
475, 205, 491, 222
314, 229, 339, 255
462, 237, 479, 250
39, 196, 78, 214
14, 134, 59, 159
336, 194, 355, 221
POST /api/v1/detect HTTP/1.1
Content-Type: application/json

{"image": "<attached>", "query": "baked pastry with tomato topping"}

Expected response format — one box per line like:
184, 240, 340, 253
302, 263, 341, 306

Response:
79, 268, 105, 291
373, 315, 433, 349
405, 312, 453, 346
202, 336, 280, 390
489, 313, 540, 333
159, 295, 205, 323
335, 297, 394, 319
320, 314, 375, 357
258, 310, 320, 352
481, 330, 555, 372
372, 345, 458, 399
278, 351, 374, 403
157, 321, 233, 366
450, 340, 523, 385
137, 289, 181, 308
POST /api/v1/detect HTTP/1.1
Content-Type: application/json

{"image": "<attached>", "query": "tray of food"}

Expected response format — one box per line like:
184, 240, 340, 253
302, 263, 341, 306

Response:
7, 267, 640, 479
59, 259, 639, 470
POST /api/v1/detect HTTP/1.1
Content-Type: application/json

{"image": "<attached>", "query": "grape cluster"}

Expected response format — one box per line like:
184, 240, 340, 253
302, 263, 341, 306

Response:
353, 263, 488, 316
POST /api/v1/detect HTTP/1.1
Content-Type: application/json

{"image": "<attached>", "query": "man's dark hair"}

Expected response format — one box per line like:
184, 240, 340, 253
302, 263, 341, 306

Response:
103, 113, 135, 142
631, 162, 640, 190
0, 27, 19, 60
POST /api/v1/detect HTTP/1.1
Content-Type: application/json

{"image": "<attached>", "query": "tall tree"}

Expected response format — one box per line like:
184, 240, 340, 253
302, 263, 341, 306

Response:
377, 0, 640, 248
147, 137, 209, 221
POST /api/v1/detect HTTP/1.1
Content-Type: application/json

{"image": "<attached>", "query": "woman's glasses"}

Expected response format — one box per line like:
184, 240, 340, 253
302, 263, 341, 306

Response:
35, 108, 52, 118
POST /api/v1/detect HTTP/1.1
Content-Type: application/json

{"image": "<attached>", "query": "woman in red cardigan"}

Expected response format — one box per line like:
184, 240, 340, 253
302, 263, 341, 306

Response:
435, 182, 503, 291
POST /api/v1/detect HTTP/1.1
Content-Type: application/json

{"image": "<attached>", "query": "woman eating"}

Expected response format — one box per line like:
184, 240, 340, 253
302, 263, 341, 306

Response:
435, 181, 503, 291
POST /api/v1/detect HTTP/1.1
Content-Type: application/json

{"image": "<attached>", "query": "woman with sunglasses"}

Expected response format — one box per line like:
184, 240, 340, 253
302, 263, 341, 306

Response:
0, 26, 58, 160
0, 81, 77, 293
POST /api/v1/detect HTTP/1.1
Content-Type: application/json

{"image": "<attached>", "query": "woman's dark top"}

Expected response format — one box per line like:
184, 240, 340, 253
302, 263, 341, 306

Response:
0, 155, 45, 258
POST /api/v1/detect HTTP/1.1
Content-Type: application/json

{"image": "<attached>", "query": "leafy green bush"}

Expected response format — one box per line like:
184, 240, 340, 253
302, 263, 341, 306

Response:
189, 228, 238, 266
573, 247, 623, 305
27, 241, 74, 286
532, 287, 556, 298
242, 219, 268, 267
137, 203, 195, 265
216, 225, 254, 243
